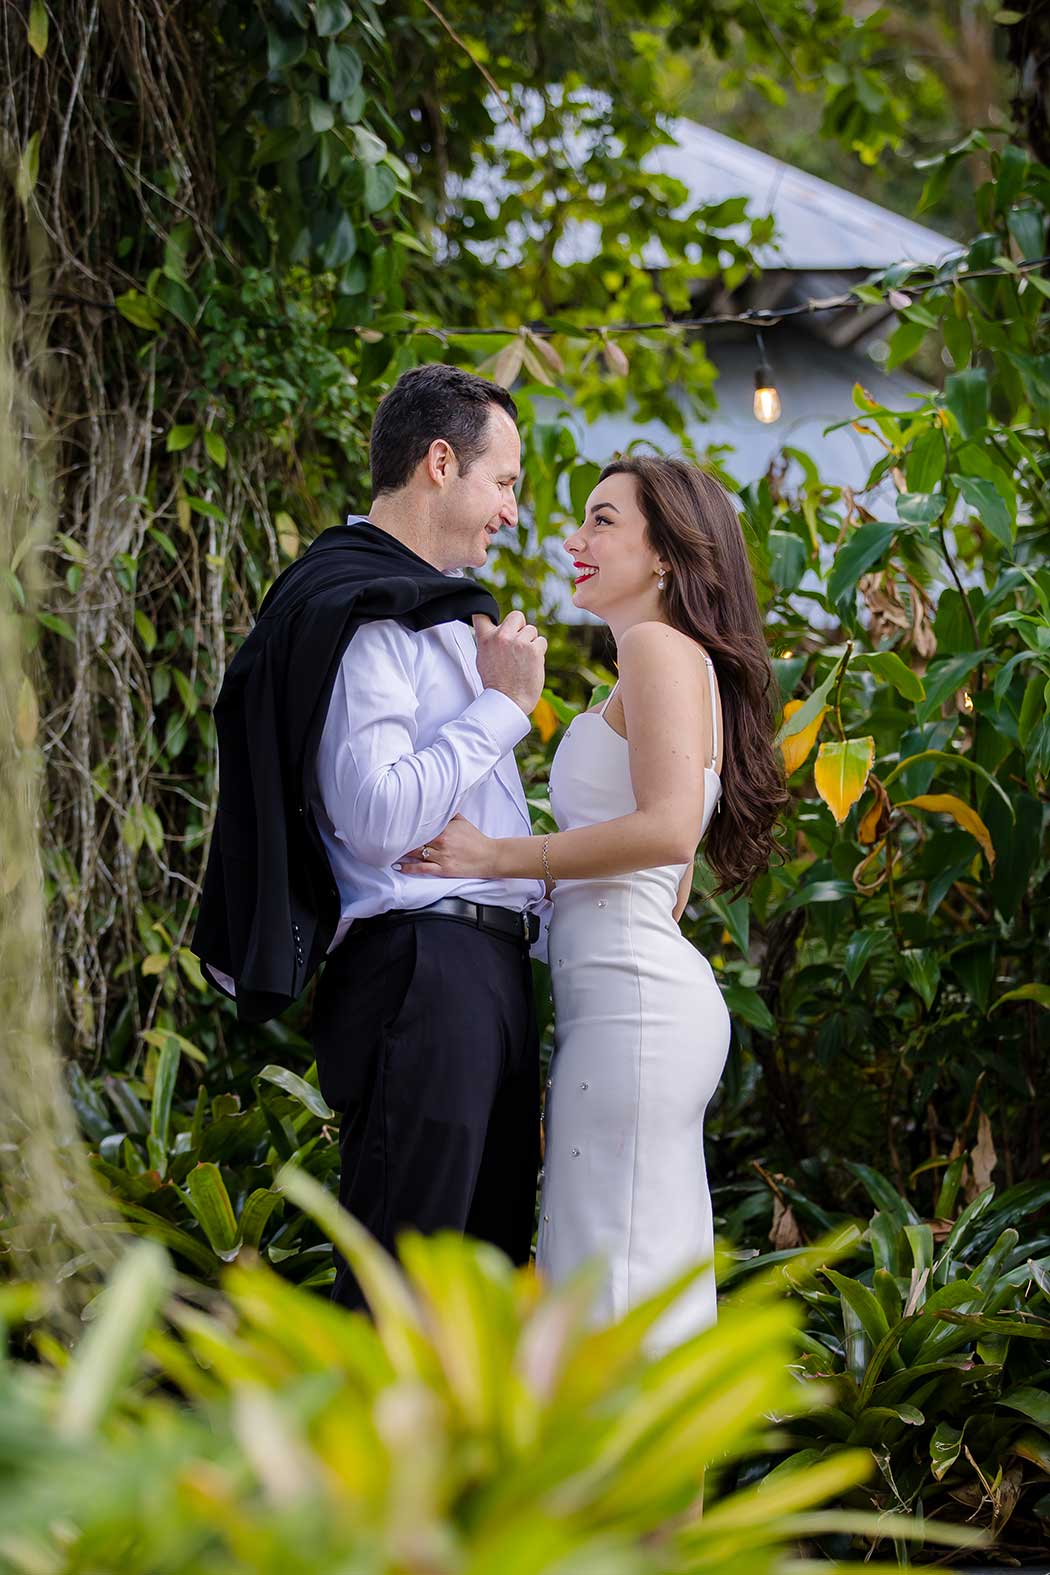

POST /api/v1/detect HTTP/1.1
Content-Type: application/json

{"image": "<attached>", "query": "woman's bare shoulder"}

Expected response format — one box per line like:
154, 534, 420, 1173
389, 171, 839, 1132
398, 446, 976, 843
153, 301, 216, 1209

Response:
617, 620, 709, 676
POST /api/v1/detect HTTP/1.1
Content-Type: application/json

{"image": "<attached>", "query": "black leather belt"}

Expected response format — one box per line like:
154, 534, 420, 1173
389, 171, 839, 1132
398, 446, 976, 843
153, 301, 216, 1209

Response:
348, 897, 540, 949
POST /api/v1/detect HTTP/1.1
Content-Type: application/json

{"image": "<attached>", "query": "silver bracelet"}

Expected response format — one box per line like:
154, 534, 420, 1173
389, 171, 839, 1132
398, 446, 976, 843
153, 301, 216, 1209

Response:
542, 835, 555, 888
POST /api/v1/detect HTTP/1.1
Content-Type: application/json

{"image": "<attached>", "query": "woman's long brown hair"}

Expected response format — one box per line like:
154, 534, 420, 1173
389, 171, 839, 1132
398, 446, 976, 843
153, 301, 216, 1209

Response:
599, 457, 787, 895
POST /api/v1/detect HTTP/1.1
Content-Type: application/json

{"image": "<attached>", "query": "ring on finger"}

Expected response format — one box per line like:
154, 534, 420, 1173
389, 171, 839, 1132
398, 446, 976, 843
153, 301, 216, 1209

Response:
421, 846, 431, 860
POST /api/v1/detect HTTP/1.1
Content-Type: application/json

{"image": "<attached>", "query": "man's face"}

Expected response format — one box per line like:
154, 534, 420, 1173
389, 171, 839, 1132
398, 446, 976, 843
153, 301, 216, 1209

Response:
436, 407, 521, 570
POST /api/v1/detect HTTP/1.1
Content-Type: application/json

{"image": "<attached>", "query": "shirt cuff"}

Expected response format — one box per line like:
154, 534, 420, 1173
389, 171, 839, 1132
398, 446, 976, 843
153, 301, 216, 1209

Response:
465, 686, 533, 753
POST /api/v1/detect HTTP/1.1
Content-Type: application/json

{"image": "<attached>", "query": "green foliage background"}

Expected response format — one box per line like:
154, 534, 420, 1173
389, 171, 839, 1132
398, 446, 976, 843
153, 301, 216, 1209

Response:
5, 0, 1048, 1231
2, 0, 1050, 1558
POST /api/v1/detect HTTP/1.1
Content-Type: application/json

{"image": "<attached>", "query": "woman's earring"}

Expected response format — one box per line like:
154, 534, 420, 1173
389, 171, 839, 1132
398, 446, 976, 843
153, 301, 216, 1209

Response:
657, 571, 666, 592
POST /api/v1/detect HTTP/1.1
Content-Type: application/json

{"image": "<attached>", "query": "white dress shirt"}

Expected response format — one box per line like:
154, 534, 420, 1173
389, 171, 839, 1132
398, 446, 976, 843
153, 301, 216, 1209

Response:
315, 606, 549, 952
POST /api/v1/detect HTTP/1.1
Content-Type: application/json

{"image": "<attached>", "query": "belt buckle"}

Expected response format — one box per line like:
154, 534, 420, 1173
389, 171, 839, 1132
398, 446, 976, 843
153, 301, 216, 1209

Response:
521, 910, 531, 943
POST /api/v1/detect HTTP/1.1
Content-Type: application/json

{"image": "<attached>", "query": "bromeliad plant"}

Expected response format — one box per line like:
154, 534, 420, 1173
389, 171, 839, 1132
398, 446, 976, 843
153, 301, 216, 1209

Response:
0, 1169, 977, 1575
734, 1162, 1050, 1559
70, 1036, 339, 1286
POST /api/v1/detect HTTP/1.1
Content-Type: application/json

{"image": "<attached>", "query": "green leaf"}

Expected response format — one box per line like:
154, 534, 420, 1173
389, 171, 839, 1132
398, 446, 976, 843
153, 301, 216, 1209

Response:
134, 609, 157, 652
996, 144, 1028, 211
327, 41, 363, 101
256, 1064, 335, 1120
846, 1162, 920, 1228
115, 289, 163, 333
364, 163, 397, 215
315, 209, 357, 269
149, 1034, 181, 1154
901, 947, 940, 1010
1000, 1386, 1050, 1430
184, 496, 226, 521
148, 526, 179, 562
266, 27, 308, 70
315, 0, 351, 34
57, 1242, 172, 1438
905, 428, 946, 493
27, 0, 49, 59
778, 879, 854, 912
203, 431, 227, 470
112, 1200, 221, 1276
767, 529, 807, 593
36, 611, 76, 644
935, 1185, 997, 1276
827, 523, 895, 612
844, 929, 885, 988
992, 982, 1050, 1012
184, 1163, 240, 1260
707, 892, 750, 955
824, 1269, 897, 1357
239, 1188, 284, 1250
896, 491, 945, 525
718, 984, 775, 1034
914, 651, 989, 725
945, 368, 989, 438
885, 318, 926, 371
165, 424, 196, 453
954, 475, 1014, 548
776, 648, 850, 745
853, 651, 925, 701
930, 1421, 963, 1480
570, 462, 601, 521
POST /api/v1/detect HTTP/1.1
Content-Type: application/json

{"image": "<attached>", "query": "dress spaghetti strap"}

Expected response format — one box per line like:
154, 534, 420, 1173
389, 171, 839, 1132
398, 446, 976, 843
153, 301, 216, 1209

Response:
703, 654, 719, 770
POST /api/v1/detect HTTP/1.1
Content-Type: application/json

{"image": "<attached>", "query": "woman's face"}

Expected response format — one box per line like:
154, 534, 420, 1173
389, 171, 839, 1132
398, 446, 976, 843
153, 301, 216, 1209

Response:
564, 472, 665, 626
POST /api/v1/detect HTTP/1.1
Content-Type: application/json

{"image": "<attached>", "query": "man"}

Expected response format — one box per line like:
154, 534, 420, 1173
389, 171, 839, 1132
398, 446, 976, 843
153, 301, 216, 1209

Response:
193, 364, 548, 1305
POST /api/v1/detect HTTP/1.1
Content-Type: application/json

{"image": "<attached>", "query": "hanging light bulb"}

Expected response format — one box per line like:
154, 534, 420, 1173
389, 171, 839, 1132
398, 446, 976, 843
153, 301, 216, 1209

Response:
753, 329, 782, 424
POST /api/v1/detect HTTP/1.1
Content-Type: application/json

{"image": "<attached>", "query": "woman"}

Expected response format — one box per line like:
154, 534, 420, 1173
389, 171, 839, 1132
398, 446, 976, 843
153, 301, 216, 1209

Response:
396, 457, 785, 1349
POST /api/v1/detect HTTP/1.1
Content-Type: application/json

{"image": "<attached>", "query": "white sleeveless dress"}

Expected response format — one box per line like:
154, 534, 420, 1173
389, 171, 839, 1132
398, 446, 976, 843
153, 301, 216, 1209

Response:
536, 655, 731, 1351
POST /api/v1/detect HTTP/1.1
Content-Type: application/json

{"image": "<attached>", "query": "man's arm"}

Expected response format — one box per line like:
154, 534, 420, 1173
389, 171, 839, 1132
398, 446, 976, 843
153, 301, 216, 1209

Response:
317, 619, 535, 868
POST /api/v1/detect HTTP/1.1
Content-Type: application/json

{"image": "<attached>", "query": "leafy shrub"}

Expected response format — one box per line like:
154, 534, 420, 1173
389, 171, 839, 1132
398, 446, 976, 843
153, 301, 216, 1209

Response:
730, 1163, 1050, 1558
71, 1040, 338, 1285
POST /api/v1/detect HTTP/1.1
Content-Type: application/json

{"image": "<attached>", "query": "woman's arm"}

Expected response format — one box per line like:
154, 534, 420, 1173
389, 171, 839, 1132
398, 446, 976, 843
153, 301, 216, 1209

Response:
397, 622, 715, 883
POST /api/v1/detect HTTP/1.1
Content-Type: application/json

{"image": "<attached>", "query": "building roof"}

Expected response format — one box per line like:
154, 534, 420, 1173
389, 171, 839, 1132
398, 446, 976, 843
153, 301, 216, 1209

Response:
650, 120, 959, 273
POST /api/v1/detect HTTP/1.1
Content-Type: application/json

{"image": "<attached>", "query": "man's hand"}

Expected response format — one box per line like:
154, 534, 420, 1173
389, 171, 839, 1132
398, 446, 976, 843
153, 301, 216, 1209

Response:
473, 611, 547, 716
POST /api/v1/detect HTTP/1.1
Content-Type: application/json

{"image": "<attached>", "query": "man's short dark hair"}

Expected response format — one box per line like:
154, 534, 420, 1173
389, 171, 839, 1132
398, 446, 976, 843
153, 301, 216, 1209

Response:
369, 364, 518, 497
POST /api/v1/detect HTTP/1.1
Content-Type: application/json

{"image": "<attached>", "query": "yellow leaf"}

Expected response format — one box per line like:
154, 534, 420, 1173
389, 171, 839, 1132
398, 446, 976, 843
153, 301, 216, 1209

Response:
780, 698, 827, 777
532, 696, 559, 744
898, 793, 995, 867
857, 775, 891, 845
16, 131, 40, 207
814, 736, 875, 825
275, 511, 300, 559
141, 953, 170, 976
27, 0, 48, 58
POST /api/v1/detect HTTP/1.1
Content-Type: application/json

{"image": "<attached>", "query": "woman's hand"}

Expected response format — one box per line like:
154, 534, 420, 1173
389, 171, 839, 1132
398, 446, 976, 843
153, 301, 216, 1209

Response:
394, 815, 500, 878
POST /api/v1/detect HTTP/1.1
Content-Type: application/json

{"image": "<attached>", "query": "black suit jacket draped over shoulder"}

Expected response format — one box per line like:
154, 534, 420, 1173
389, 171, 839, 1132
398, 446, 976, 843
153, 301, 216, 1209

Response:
191, 521, 500, 1024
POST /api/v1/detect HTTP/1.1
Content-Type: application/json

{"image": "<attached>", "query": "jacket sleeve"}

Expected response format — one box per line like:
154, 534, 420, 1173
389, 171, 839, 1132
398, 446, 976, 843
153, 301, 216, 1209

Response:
316, 620, 530, 867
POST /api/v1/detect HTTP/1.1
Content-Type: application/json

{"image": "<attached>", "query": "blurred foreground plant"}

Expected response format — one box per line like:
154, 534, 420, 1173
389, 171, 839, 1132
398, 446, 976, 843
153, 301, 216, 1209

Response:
0, 1169, 980, 1575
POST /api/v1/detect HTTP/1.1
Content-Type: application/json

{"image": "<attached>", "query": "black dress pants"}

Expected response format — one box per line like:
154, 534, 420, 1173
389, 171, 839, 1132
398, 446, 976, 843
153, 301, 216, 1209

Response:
311, 915, 540, 1309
